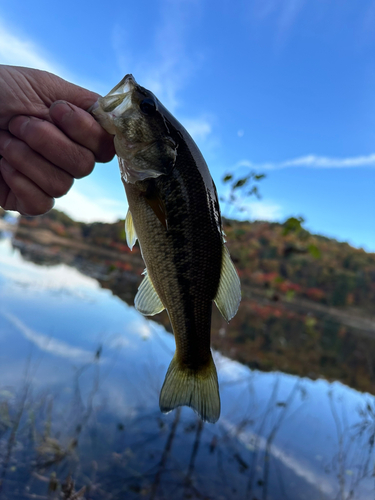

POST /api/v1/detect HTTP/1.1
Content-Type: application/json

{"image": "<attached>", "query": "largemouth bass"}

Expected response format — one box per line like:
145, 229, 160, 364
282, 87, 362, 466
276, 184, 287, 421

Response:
90, 75, 241, 423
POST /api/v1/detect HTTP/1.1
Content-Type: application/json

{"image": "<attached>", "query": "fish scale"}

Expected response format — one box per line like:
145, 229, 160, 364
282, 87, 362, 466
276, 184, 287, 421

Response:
90, 74, 241, 423
159, 154, 223, 364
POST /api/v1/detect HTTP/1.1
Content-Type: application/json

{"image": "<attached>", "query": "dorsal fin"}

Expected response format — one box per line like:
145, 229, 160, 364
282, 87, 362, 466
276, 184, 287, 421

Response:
125, 209, 137, 250
214, 246, 241, 321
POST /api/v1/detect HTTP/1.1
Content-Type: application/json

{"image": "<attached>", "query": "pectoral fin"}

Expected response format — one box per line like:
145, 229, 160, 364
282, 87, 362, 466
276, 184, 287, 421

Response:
143, 193, 168, 230
135, 270, 165, 316
125, 209, 137, 250
214, 246, 241, 322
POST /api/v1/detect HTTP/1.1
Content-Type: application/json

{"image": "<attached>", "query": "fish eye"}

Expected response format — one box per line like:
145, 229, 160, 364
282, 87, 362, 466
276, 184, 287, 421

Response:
140, 98, 156, 115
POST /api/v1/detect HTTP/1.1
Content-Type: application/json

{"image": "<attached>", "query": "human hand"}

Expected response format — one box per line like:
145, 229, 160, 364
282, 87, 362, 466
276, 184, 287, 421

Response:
0, 65, 115, 216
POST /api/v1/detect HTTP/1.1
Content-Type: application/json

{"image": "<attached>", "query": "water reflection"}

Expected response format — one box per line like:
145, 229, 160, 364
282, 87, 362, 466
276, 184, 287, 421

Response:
0, 236, 374, 499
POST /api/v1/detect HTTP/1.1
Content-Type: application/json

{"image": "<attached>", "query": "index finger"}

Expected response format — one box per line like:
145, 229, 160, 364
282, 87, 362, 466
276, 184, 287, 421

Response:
49, 101, 115, 163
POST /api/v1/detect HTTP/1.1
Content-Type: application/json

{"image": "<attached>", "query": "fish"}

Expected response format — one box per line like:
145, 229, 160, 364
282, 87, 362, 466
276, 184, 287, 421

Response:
90, 75, 241, 423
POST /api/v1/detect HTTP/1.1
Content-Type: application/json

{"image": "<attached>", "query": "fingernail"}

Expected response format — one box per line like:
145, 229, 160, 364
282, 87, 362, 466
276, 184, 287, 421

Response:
50, 101, 74, 123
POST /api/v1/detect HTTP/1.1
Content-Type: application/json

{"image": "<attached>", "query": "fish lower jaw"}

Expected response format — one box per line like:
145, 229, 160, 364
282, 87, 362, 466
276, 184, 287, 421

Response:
87, 101, 99, 114
91, 106, 117, 135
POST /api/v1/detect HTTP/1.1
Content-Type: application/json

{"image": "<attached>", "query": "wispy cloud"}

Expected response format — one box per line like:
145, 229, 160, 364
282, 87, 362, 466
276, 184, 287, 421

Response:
112, 0, 207, 120
55, 184, 127, 223
136, 0, 200, 113
0, 18, 63, 75
247, 200, 283, 220
251, 0, 306, 46
277, 0, 306, 40
0, 18, 72, 80
0, 17, 105, 92
238, 153, 375, 171
183, 117, 212, 142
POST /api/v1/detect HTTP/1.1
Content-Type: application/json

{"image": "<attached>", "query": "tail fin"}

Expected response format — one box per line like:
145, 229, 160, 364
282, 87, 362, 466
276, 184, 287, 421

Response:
159, 352, 220, 423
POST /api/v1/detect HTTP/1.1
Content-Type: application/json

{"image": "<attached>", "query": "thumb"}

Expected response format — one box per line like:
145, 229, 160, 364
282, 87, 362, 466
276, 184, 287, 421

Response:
49, 77, 100, 111
18, 66, 101, 111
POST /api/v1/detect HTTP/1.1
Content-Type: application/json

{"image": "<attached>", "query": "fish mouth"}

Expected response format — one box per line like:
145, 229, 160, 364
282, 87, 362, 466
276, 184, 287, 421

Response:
88, 74, 138, 131
98, 74, 137, 116
106, 74, 137, 96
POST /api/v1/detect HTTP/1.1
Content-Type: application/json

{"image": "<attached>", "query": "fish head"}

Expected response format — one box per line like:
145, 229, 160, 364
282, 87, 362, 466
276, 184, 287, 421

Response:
90, 74, 177, 183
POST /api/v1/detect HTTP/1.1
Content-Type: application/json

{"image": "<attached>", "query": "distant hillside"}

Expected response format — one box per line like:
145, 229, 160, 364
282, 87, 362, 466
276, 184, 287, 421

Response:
16, 209, 375, 311
10, 209, 375, 394
17, 209, 131, 255
225, 218, 375, 313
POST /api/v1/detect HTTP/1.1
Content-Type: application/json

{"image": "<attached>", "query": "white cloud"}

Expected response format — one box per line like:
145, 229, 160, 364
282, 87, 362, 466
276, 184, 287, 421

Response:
0, 17, 105, 93
112, 0, 192, 113
54, 185, 127, 223
57, 184, 282, 224
183, 117, 212, 142
251, 0, 306, 48
0, 19, 62, 75
136, 0, 198, 113
277, 0, 306, 38
238, 153, 375, 171
247, 200, 283, 221
111, 3, 215, 144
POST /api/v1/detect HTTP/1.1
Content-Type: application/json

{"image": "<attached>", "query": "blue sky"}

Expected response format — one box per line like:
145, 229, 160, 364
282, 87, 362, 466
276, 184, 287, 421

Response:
1, 0, 375, 250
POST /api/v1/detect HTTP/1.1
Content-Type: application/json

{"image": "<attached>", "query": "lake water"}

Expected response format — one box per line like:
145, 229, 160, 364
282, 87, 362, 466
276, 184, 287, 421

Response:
0, 234, 374, 499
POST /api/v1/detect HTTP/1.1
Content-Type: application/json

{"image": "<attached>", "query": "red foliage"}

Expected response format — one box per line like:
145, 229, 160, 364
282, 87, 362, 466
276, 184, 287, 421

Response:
305, 288, 325, 301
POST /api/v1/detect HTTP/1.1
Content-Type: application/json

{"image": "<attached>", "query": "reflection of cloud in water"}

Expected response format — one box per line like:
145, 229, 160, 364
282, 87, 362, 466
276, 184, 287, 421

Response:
133, 321, 152, 340
108, 334, 130, 349
107, 321, 153, 350
1, 236, 374, 499
100, 383, 141, 419
215, 352, 250, 380
1, 310, 95, 363
0, 240, 98, 297
222, 418, 335, 497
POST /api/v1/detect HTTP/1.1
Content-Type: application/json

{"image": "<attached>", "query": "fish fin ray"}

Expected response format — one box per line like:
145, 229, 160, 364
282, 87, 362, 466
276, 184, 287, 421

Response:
214, 245, 241, 321
125, 209, 137, 250
135, 270, 165, 316
159, 352, 220, 423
